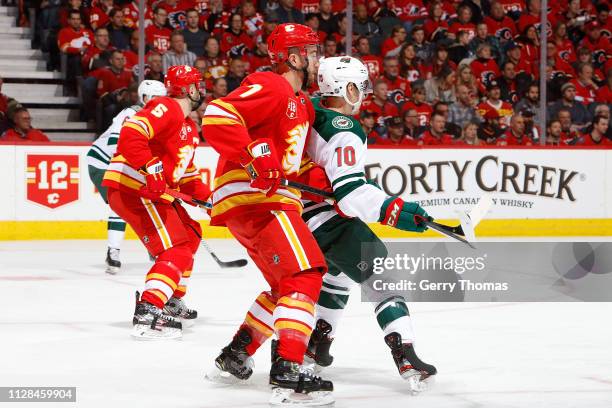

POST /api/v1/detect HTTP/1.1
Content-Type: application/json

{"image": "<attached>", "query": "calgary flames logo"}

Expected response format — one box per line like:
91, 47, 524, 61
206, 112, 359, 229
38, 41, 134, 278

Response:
282, 123, 308, 174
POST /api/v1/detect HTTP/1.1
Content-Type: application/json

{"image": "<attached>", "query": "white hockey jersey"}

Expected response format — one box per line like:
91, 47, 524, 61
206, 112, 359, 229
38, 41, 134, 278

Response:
303, 98, 388, 231
86, 105, 141, 169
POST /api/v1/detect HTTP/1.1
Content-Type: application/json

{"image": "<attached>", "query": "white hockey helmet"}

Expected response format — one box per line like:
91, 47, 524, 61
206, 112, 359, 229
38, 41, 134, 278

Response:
137, 79, 167, 105
318, 56, 372, 114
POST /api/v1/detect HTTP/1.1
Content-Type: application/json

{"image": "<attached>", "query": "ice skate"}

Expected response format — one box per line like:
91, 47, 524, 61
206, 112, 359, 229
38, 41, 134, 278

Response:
105, 247, 121, 274
206, 328, 254, 384
131, 291, 182, 340
385, 332, 437, 394
304, 319, 334, 373
269, 356, 334, 407
163, 296, 197, 328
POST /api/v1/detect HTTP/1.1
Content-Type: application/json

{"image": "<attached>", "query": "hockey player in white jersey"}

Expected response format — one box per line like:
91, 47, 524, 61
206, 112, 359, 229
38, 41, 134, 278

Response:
86, 80, 166, 274
298, 56, 437, 392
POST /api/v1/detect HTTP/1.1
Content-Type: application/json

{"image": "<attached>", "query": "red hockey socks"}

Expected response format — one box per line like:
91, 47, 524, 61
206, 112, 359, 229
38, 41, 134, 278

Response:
240, 291, 277, 355
273, 292, 316, 363
142, 244, 192, 309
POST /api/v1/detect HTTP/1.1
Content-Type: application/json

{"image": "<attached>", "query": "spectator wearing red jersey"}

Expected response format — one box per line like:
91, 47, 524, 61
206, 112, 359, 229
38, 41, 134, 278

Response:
202, 37, 228, 79
330, 13, 349, 54
448, 5, 476, 41
122, 30, 140, 69
580, 21, 612, 69
247, 41, 272, 73
398, 43, 422, 82
122, 0, 152, 30
498, 61, 520, 104
0, 108, 50, 143
376, 117, 418, 146
304, 13, 327, 43
382, 56, 412, 105
392, 0, 427, 27
95, 50, 133, 128
402, 84, 432, 128
424, 64, 456, 104
146, 7, 173, 53
89, 0, 114, 30
107, 9, 132, 51
516, 24, 540, 63
82, 28, 114, 75
58, 0, 87, 28
420, 112, 455, 145
162, 31, 196, 73
242, 0, 264, 38
360, 79, 399, 128
58, 10, 94, 96
0, 75, 19, 135
546, 119, 563, 146
159, 0, 192, 30
504, 41, 534, 78
381, 25, 407, 58
356, 36, 382, 81
424, 1, 449, 42
498, 0, 526, 18
595, 4, 611, 38
517, 0, 556, 35
182, 8, 209, 57
573, 47, 606, 83
579, 115, 611, 146
470, 43, 501, 95
220, 13, 255, 55
477, 81, 513, 128
485, 1, 517, 43
552, 22, 576, 64
498, 114, 531, 145
570, 62, 598, 105
596, 69, 612, 103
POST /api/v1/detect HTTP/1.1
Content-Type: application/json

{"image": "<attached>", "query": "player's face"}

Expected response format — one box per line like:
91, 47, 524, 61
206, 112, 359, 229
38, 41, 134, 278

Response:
304, 44, 321, 77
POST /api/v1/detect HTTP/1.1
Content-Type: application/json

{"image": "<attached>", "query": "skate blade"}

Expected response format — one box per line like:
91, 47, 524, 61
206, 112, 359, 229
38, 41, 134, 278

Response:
205, 366, 251, 385
131, 324, 182, 340
269, 388, 334, 407
401, 369, 435, 395
105, 265, 119, 275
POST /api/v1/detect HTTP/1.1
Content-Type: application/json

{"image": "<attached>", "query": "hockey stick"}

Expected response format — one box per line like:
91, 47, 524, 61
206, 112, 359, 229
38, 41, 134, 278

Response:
279, 179, 480, 246
164, 188, 248, 268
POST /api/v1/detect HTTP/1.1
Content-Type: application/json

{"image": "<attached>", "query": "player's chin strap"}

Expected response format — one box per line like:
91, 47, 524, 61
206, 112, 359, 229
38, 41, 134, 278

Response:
341, 84, 364, 115
285, 56, 310, 91
189, 91, 205, 111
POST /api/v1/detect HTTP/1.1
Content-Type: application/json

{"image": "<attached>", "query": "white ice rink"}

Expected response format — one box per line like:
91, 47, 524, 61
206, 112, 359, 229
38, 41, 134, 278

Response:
1, 239, 612, 408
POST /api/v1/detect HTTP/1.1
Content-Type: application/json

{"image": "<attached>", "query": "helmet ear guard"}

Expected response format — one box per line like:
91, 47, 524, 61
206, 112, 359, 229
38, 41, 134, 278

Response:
318, 56, 372, 114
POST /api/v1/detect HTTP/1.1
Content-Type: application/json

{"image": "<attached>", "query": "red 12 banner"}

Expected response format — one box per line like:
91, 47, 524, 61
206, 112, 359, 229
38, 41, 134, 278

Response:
26, 154, 80, 209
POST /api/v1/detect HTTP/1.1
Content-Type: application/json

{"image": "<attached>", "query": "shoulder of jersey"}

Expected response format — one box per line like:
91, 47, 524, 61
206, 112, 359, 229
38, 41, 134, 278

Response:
312, 99, 366, 143
243, 71, 289, 92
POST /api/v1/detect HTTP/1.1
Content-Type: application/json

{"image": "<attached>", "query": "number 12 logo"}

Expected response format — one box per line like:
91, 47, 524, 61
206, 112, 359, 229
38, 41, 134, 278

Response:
26, 154, 80, 209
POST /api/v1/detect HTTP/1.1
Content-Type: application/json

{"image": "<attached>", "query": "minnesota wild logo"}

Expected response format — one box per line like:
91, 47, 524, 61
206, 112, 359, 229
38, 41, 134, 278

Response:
332, 116, 353, 130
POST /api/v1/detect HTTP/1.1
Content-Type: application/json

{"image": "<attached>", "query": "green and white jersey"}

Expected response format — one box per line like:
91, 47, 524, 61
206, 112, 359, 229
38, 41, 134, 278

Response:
304, 98, 387, 231
86, 105, 141, 170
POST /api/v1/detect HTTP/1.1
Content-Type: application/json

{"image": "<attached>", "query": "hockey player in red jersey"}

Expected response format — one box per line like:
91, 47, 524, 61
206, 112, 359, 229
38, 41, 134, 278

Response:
201, 23, 334, 405
102, 65, 211, 339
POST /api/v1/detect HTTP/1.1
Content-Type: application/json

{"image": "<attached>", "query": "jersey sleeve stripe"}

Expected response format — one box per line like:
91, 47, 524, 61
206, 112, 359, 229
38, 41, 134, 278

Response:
334, 179, 367, 201
123, 121, 151, 139
202, 117, 243, 126
331, 172, 365, 187
127, 116, 154, 139
205, 104, 240, 121
210, 99, 246, 127
178, 174, 202, 185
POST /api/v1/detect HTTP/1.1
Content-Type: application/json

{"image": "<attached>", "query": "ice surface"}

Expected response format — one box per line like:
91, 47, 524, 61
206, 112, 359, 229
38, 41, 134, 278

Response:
1, 239, 611, 408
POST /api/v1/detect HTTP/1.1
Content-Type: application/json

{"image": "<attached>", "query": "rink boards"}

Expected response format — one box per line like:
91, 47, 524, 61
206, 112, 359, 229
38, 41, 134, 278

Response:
0, 143, 611, 240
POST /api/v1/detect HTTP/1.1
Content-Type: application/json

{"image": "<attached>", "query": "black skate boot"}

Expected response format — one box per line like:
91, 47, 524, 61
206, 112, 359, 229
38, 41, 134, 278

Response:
385, 332, 437, 393
208, 327, 254, 383
269, 356, 334, 406
105, 247, 121, 274
164, 296, 197, 327
304, 319, 334, 369
131, 291, 182, 340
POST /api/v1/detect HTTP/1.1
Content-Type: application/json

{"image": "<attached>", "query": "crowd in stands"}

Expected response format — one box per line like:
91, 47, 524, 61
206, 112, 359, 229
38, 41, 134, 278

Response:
2, 0, 610, 146
0, 74, 50, 142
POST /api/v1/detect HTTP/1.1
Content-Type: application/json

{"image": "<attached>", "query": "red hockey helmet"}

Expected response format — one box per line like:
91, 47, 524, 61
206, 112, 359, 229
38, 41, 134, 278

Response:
267, 23, 320, 65
165, 65, 202, 97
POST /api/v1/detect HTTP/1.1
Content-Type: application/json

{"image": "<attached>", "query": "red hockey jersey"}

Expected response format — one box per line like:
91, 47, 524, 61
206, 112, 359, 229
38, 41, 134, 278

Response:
103, 96, 201, 201
202, 71, 314, 225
